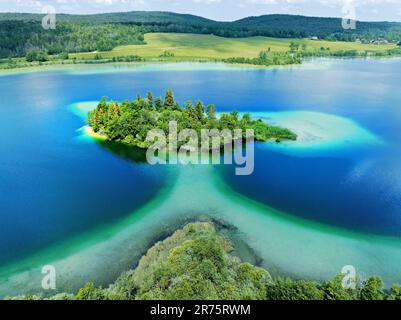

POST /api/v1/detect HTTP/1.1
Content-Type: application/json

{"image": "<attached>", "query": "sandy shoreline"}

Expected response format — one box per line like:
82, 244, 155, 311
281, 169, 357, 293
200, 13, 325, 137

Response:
2, 56, 401, 77
0, 60, 262, 76
83, 125, 107, 141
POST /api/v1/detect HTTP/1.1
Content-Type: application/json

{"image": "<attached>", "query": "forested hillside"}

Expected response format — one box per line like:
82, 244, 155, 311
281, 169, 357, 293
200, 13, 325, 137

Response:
0, 11, 216, 25
234, 14, 401, 41
0, 20, 146, 58
1, 11, 401, 59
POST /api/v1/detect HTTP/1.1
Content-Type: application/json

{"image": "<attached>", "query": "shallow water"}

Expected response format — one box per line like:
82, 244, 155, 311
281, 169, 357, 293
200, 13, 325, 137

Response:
1, 60, 401, 296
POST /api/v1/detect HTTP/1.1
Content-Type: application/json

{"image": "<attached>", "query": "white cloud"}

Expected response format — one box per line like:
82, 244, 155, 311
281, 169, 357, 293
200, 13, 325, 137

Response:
192, 0, 222, 4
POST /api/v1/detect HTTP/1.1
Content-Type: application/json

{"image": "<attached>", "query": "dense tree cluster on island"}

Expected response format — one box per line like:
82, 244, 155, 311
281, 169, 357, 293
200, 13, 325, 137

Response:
87, 90, 297, 150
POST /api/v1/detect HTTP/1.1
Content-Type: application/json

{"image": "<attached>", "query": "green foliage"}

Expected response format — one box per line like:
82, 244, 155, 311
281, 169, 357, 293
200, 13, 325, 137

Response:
302, 49, 363, 58
232, 14, 401, 42
154, 96, 163, 111
106, 270, 137, 300
320, 274, 358, 300
252, 119, 297, 142
111, 55, 144, 62
2, 12, 401, 52
132, 223, 271, 300
160, 50, 175, 58
289, 41, 300, 52
75, 282, 106, 300
266, 278, 324, 300
57, 52, 69, 60
206, 104, 217, 120
26, 50, 48, 62
224, 45, 401, 68
388, 284, 401, 300
2, 12, 401, 61
360, 276, 385, 301
5, 58, 17, 68
0, 20, 146, 59
87, 90, 297, 150
5, 294, 43, 300
164, 89, 175, 110
224, 50, 302, 67
147, 91, 154, 108
5, 222, 401, 301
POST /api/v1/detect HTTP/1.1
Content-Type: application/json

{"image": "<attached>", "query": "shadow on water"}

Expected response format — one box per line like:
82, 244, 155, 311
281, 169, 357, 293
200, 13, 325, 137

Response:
96, 140, 149, 164
95, 138, 246, 165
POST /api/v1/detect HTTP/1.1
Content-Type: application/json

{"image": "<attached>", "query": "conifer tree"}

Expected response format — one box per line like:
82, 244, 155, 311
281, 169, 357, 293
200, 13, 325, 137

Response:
93, 106, 105, 132
164, 89, 175, 110
206, 104, 216, 120
108, 102, 121, 121
147, 91, 154, 108
89, 98, 108, 132
195, 100, 205, 122
185, 101, 197, 122
155, 96, 163, 111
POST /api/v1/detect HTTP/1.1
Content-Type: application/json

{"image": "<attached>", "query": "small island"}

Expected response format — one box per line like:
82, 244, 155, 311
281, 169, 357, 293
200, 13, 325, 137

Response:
87, 90, 297, 150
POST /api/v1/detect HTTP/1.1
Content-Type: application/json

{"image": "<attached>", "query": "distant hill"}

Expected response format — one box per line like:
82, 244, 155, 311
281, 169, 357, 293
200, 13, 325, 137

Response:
0, 11, 217, 25
233, 14, 401, 39
1, 11, 401, 59
1, 11, 400, 36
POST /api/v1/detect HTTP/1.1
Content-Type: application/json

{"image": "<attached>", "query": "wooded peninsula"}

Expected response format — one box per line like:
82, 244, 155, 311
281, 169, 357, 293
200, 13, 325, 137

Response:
6, 222, 399, 301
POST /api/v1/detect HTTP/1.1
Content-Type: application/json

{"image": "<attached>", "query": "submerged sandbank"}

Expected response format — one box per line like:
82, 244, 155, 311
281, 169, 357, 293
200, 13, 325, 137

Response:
2, 164, 401, 297
253, 111, 382, 156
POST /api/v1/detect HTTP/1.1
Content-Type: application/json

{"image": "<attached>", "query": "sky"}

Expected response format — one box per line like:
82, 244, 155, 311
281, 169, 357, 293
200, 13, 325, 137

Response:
2, 0, 401, 22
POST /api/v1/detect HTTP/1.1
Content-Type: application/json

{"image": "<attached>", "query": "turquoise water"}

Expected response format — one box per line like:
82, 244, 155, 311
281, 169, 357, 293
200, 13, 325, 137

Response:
1, 60, 401, 296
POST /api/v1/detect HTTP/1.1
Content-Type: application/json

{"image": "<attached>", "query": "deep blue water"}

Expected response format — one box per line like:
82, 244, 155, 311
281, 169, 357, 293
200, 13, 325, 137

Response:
221, 59, 401, 236
1, 59, 401, 269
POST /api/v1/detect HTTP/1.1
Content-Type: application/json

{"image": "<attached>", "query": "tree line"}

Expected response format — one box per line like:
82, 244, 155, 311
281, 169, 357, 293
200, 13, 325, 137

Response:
222, 42, 401, 68
223, 49, 302, 67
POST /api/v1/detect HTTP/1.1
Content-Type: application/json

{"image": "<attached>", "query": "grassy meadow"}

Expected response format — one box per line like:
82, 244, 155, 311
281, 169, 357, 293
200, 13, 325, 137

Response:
70, 33, 397, 61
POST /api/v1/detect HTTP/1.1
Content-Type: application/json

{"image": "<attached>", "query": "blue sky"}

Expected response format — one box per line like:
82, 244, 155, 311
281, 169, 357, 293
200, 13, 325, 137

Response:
2, 0, 401, 22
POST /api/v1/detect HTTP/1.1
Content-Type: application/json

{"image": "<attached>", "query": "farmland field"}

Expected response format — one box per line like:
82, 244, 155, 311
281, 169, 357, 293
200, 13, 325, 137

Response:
70, 33, 397, 61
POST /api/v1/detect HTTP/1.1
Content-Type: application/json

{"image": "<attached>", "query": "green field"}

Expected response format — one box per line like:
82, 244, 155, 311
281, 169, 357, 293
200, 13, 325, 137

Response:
70, 33, 397, 61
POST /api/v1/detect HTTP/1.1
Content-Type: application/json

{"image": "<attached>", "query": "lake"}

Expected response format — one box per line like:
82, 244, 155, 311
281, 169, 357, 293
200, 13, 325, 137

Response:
1, 59, 401, 296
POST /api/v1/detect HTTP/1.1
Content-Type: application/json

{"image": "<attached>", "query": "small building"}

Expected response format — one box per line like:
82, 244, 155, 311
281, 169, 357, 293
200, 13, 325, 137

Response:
371, 39, 389, 45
